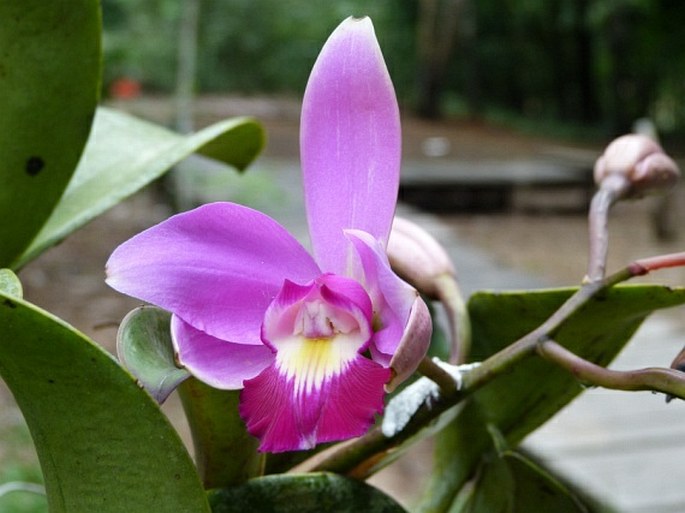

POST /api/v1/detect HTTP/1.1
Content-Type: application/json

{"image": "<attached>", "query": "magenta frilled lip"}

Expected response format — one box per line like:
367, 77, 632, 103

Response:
106, 17, 431, 453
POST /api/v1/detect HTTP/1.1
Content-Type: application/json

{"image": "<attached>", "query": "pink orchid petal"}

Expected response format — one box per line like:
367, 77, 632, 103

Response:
386, 296, 432, 391
345, 229, 418, 359
106, 202, 319, 345
240, 354, 390, 452
301, 17, 401, 274
172, 316, 274, 389
261, 274, 373, 353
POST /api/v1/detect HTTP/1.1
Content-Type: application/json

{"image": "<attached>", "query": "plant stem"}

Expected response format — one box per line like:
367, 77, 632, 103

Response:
586, 175, 631, 282
417, 357, 460, 395
538, 338, 685, 397
631, 252, 685, 274
435, 274, 471, 364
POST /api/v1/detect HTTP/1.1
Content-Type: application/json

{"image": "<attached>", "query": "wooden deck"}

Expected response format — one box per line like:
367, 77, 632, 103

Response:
400, 158, 594, 212
525, 313, 685, 513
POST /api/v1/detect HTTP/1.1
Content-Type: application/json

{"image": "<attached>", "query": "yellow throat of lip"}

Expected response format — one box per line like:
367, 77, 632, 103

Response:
275, 335, 360, 395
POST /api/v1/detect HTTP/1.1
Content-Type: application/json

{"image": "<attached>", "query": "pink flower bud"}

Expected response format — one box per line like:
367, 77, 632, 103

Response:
594, 134, 680, 198
387, 217, 455, 299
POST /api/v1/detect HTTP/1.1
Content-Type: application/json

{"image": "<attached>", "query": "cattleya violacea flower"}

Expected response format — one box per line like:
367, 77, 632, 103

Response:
106, 17, 431, 453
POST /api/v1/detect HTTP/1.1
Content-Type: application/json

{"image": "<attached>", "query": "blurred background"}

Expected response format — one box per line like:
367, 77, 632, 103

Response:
4, 1, 685, 512
102, 0, 685, 138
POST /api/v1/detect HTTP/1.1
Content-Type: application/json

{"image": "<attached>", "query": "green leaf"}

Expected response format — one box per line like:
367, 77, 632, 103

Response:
0, 269, 22, 298
504, 453, 588, 513
116, 306, 190, 403
0, 1, 101, 268
420, 285, 685, 512
467, 285, 685, 443
0, 292, 210, 513
178, 379, 263, 489
455, 455, 513, 513
116, 305, 262, 489
453, 452, 587, 513
208, 473, 408, 513
12, 107, 265, 269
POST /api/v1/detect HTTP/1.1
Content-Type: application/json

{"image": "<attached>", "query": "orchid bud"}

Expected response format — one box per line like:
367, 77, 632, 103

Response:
387, 217, 470, 363
594, 134, 680, 198
387, 217, 456, 299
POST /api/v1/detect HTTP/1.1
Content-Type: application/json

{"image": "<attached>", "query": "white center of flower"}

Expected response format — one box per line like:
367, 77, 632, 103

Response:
297, 302, 335, 338
273, 298, 367, 396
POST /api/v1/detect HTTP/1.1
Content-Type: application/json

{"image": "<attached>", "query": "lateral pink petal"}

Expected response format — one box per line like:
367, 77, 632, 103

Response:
345, 230, 417, 359
301, 17, 401, 274
386, 296, 433, 391
172, 316, 274, 390
106, 202, 319, 345
239, 355, 390, 453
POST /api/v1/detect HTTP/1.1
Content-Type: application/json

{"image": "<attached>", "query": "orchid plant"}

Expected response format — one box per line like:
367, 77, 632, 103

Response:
2, 4, 685, 513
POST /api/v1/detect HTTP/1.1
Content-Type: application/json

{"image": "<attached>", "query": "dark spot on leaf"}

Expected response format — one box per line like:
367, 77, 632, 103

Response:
2, 299, 16, 308
25, 156, 45, 176
47, 379, 55, 384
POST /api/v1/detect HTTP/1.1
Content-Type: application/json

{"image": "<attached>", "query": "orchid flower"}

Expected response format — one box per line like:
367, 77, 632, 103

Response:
106, 17, 431, 453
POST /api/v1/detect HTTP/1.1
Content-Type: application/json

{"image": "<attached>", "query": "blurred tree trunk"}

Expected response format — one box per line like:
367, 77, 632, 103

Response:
604, 4, 647, 134
460, 0, 481, 117
170, 0, 200, 211
573, 0, 598, 123
175, 0, 200, 134
415, 0, 466, 119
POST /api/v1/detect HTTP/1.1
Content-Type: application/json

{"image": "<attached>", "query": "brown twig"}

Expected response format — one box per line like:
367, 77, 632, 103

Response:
537, 337, 685, 399
417, 356, 460, 396
586, 175, 631, 283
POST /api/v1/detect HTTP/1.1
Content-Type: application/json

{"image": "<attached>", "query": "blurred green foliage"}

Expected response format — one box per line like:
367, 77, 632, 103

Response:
101, 0, 416, 99
0, 422, 46, 513
101, 0, 685, 137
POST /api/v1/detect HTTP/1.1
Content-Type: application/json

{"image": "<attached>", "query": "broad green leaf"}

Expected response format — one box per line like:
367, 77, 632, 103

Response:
0, 292, 210, 513
0, 1, 101, 268
12, 108, 265, 269
116, 305, 262, 488
420, 285, 685, 512
178, 379, 263, 489
116, 306, 190, 403
208, 473, 408, 513
0, 269, 22, 298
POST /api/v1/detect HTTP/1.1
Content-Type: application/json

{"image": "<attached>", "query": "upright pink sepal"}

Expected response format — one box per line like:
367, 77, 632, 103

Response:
301, 17, 401, 275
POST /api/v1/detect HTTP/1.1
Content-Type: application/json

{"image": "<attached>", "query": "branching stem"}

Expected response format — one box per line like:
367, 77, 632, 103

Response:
293, 252, 685, 477
586, 175, 631, 282
537, 337, 685, 397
